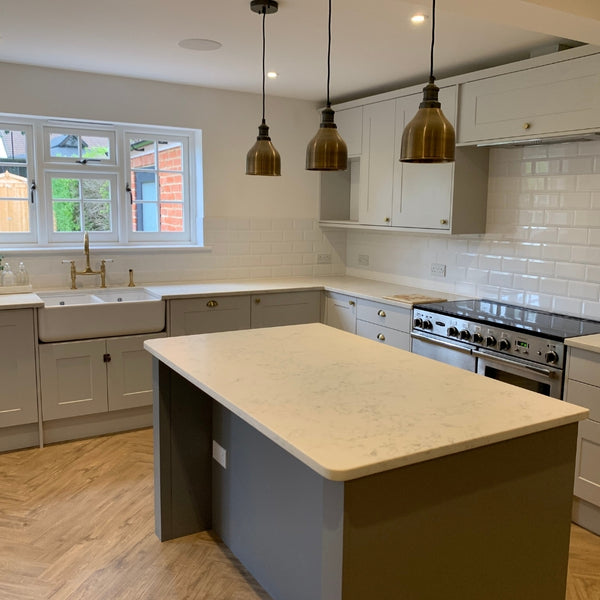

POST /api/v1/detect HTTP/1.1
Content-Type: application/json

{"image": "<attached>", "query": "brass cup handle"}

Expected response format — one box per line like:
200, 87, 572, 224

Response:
523, 122, 531, 130
377, 309, 386, 317
206, 300, 219, 308
440, 219, 448, 225
377, 333, 386, 341
255, 298, 261, 304
349, 300, 356, 306
384, 217, 390, 223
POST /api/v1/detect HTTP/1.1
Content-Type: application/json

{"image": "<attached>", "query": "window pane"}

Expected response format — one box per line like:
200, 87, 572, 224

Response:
0, 129, 27, 163
82, 178, 110, 201
0, 199, 30, 232
132, 172, 157, 202
160, 203, 184, 232
159, 172, 183, 202
130, 139, 156, 169
83, 202, 111, 231
50, 133, 80, 158
132, 202, 158, 232
52, 178, 81, 199
158, 141, 183, 171
53, 201, 81, 232
81, 135, 110, 159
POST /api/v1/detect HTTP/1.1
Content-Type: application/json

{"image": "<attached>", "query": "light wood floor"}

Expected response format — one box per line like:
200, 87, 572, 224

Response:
0, 428, 598, 600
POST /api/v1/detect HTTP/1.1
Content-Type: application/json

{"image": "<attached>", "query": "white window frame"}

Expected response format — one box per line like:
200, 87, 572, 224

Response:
0, 114, 201, 248
0, 122, 37, 244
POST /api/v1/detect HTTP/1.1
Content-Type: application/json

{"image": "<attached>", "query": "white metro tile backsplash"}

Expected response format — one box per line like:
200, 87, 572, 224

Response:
346, 142, 600, 319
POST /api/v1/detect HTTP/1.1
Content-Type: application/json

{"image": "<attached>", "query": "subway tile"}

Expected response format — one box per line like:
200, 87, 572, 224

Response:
591, 192, 600, 208
548, 142, 578, 157
270, 266, 294, 278
561, 156, 594, 174
522, 146, 548, 159
521, 177, 546, 192
544, 210, 573, 226
528, 227, 558, 243
539, 277, 569, 296
582, 301, 600, 320
476, 285, 500, 299
590, 229, 600, 246
567, 281, 600, 301
586, 265, 600, 283
573, 210, 600, 227
552, 296, 583, 317
525, 293, 553, 310
227, 217, 251, 230
313, 264, 333, 276
261, 255, 283, 266
577, 174, 600, 191
249, 266, 273, 278
532, 193, 559, 209
559, 192, 591, 209
513, 274, 540, 291
250, 218, 273, 230
479, 254, 503, 270
489, 271, 514, 287
292, 265, 314, 277
516, 242, 542, 258
501, 257, 529, 273
292, 241, 313, 253
465, 268, 489, 284
283, 230, 304, 242
271, 218, 294, 231
226, 242, 251, 255
555, 262, 586, 280
541, 244, 571, 261
271, 241, 294, 254
260, 230, 284, 242
576, 140, 600, 156
303, 230, 322, 242
546, 175, 577, 192
250, 242, 272, 255
557, 228, 588, 245
238, 255, 262, 267
293, 218, 314, 231
499, 290, 525, 304
535, 159, 560, 175
517, 210, 544, 226
572, 246, 600, 265
526, 260, 555, 277
237, 230, 262, 242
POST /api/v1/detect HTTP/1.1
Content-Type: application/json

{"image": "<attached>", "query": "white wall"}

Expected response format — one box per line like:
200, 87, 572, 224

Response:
346, 142, 600, 319
0, 62, 346, 287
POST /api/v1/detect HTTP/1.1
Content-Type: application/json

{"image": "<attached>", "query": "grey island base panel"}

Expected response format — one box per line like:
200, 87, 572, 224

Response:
153, 360, 578, 600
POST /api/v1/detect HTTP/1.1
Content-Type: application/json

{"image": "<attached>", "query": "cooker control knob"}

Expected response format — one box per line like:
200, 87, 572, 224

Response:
499, 339, 511, 351
473, 332, 483, 344
413, 317, 423, 328
460, 329, 471, 341
422, 320, 433, 330
485, 336, 497, 347
545, 350, 559, 365
447, 326, 459, 337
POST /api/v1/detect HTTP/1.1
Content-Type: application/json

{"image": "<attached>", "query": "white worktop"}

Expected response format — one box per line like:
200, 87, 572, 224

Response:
145, 323, 588, 482
0, 292, 43, 309
566, 333, 600, 353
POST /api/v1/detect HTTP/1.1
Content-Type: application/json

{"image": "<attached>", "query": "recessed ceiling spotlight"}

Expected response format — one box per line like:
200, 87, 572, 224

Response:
178, 38, 222, 51
411, 14, 427, 24
267, 71, 278, 79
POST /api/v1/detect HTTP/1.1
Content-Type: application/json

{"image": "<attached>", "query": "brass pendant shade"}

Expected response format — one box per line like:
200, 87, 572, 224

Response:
400, 78, 455, 163
400, 0, 455, 164
306, 107, 348, 171
246, 0, 281, 176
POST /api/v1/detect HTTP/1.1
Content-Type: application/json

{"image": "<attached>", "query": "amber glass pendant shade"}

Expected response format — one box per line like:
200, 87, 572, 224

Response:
246, 120, 281, 176
306, 107, 348, 170
400, 79, 455, 163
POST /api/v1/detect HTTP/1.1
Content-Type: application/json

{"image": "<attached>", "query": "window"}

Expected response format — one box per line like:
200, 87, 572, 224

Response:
0, 117, 201, 247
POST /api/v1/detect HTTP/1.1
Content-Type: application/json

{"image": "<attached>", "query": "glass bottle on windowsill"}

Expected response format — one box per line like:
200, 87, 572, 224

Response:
16, 262, 29, 286
1, 263, 16, 286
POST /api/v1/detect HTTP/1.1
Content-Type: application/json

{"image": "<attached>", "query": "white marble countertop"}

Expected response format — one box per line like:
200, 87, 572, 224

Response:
145, 323, 588, 482
566, 333, 600, 353
0, 292, 43, 309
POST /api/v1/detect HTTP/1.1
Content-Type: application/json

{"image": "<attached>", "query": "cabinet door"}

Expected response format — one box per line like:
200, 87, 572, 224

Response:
169, 295, 251, 336
392, 89, 456, 230
39, 339, 108, 421
458, 53, 600, 144
359, 100, 396, 226
325, 292, 357, 334
251, 291, 321, 329
574, 419, 600, 507
0, 309, 38, 428
107, 332, 166, 412
335, 106, 363, 157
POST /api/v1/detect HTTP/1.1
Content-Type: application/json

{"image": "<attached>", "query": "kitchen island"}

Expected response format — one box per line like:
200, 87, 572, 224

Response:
145, 323, 588, 600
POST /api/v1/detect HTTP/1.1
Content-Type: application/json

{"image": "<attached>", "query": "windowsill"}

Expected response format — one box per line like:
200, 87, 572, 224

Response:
0, 244, 211, 256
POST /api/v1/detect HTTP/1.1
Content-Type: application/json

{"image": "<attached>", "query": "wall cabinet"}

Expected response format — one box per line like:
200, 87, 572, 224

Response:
251, 291, 321, 329
355, 298, 410, 351
565, 346, 600, 535
39, 332, 165, 421
458, 53, 600, 144
335, 106, 363, 157
324, 291, 357, 334
0, 309, 38, 428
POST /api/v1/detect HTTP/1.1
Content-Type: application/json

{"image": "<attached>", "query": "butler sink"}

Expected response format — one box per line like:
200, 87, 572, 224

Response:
37, 288, 165, 342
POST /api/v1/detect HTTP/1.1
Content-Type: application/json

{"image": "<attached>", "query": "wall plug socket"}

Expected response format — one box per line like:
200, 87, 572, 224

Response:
431, 263, 447, 277
317, 253, 332, 264
358, 254, 370, 266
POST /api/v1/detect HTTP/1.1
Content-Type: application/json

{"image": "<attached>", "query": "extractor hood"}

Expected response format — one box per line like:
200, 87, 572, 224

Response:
476, 132, 600, 148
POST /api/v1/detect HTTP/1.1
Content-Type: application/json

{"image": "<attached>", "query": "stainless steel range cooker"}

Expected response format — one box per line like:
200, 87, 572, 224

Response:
411, 299, 600, 399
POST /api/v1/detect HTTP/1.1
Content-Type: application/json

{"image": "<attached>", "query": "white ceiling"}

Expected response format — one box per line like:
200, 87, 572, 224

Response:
1, 0, 599, 103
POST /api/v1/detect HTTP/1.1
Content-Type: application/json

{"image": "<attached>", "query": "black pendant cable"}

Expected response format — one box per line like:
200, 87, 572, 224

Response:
246, 0, 281, 176
400, 0, 455, 163
305, 0, 347, 171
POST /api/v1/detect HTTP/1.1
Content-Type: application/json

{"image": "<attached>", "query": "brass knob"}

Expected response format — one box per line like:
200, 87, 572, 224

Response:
440, 219, 448, 225
349, 300, 355, 306
255, 298, 261, 304
206, 300, 218, 308
384, 217, 390, 223
377, 333, 386, 341
523, 122, 531, 130
377, 309, 386, 317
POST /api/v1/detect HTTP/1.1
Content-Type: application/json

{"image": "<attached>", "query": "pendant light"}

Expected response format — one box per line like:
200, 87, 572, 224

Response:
305, 0, 347, 171
400, 0, 455, 163
246, 0, 281, 176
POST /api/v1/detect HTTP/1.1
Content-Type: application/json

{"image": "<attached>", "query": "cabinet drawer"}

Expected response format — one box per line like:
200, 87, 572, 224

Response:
574, 419, 600, 507
169, 295, 251, 336
565, 379, 600, 422
356, 320, 409, 351
356, 298, 410, 332
251, 291, 321, 329
568, 347, 600, 388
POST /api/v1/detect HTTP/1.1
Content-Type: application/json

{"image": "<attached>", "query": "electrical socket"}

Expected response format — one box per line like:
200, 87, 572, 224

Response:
212, 440, 227, 469
358, 254, 370, 266
431, 263, 447, 277
317, 253, 331, 264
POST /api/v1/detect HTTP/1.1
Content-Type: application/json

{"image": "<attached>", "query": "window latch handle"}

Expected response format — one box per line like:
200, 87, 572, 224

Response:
126, 183, 133, 205
76, 158, 88, 164
30, 180, 37, 204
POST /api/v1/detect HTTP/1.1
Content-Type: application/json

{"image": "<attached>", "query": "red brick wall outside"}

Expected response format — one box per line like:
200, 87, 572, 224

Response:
130, 145, 184, 232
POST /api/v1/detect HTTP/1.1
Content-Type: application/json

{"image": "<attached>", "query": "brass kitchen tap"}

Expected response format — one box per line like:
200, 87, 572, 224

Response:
64, 232, 109, 289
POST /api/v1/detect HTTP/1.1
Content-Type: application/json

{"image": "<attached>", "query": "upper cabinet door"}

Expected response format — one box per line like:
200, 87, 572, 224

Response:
359, 100, 396, 226
335, 106, 363, 158
392, 88, 456, 230
458, 53, 600, 144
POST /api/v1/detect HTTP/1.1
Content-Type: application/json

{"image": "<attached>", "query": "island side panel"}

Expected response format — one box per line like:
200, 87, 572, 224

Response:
153, 359, 213, 541
340, 423, 578, 600
212, 404, 344, 600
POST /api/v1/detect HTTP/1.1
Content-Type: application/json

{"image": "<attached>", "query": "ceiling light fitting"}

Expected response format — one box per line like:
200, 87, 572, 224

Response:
400, 0, 455, 163
305, 0, 347, 171
246, 0, 281, 176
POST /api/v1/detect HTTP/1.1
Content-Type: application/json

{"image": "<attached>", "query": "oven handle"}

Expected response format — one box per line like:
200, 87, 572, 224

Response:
410, 332, 473, 355
472, 349, 557, 378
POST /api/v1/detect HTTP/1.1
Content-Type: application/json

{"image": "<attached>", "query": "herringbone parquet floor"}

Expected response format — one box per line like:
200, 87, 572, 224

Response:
0, 428, 599, 600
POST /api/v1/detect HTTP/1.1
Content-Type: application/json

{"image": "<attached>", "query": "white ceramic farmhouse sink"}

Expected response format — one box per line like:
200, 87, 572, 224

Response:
37, 288, 165, 342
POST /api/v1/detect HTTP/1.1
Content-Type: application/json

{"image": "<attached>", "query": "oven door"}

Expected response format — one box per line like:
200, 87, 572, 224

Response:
474, 349, 563, 399
411, 331, 476, 372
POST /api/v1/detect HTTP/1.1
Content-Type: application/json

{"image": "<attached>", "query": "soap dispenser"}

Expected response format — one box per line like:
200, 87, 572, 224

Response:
1, 262, 16, 286
16, 262, 29, 285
